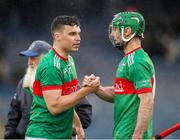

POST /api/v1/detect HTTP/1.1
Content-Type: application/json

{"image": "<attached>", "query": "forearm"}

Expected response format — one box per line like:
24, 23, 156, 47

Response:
133, 95, 154, 138
73, 111, 85, 139
74, 111, 83, 128
49, 87, 92, 115
96, 86, 114, 103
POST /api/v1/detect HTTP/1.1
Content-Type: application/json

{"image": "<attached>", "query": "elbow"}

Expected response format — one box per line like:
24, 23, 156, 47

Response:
110, 97, 114, 103
107, 98, 114, 103
106, 94, 114, 103
48, 104, 64, 116
49, 108, 59, 116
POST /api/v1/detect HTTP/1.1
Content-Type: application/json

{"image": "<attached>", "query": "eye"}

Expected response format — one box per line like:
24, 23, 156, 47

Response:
69, 32, 76, 36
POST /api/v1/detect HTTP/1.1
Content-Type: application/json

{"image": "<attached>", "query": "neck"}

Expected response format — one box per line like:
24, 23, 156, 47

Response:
123, 37, 141, 54
53, 42, 69, 59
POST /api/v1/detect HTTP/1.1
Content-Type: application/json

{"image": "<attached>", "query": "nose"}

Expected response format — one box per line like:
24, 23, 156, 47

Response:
28, 57, 33, 63
76, 34, 81, 41
28, 57, 34, 65
110, 32, 113, 36
110, 30, 114, 37
109, 33, 114, 41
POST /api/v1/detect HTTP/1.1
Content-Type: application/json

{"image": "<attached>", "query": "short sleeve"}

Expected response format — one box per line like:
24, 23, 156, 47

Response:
40, 66, 63, 87
129, 61, 152, 94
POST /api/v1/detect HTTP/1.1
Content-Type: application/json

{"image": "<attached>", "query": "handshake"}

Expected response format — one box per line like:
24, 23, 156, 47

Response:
82, 74, 101, 93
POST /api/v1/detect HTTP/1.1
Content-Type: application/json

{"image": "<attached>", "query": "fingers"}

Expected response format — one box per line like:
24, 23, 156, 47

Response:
82, 75, 92, 86
75, 127, 85, 140
89, 74, 96, 80
90, 76, 100, 87
77, 133, 85, 140
82, 74, 100, 87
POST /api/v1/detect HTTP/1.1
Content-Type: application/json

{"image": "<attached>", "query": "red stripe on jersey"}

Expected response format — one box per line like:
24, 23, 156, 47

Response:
42, 79, 78, 96
151, 77, 154, 88
136, 88, 152, 94
62, 79, 78, 95
137, 77, 154, 94
114, 77, 153, 95
42, 86, 62, 91
33, 80, 43, 96
114, 78, 135, 94
33, 79, 78, 96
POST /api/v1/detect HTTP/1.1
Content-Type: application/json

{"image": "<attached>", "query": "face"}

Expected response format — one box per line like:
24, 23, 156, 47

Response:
54, 25, 81, 53
110, 26, 132, 50
110, 26, 122, 46
28, 55, 42, 69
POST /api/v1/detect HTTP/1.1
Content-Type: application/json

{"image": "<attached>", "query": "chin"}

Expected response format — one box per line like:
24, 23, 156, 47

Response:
69, 49, 79, 53
73, 47, 79, 51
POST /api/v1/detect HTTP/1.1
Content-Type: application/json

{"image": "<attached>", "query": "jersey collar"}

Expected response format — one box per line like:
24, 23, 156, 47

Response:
52, 48, 68, 61
124, 46, 142, 57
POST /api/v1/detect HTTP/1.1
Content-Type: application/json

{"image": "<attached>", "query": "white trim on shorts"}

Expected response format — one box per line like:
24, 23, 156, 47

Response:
25, 137, 48, 140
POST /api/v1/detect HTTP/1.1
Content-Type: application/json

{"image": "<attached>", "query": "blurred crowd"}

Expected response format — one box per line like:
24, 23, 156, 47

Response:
0, 0, 180, 85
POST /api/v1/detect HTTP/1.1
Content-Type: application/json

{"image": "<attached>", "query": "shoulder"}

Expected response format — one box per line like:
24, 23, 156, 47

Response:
132, 49, 153, 67
37, 51, 56, 71
17, 78, 24, 87
16, 78, 24, 92
15, 78, 26, 98
68, 55, 76, 67
68, 55, 74, 62
128, 50, 154, 72
40, 51, 53, 66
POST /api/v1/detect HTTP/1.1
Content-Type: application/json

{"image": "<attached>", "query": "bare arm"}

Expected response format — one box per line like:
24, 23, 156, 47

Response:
82, 75, 114, 103
43, 86, 97, 115
132, 92, 154, 139
73, 111, 85, 139
75, 97, 92, 129
96, 86, 114, 103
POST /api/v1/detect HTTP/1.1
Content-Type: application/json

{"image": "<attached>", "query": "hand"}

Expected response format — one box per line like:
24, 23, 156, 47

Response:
150, 137, 156, 140
82, 74, 100, 87
132, 133, 143, 140
72, 125, 85, 140
82, 74, 95, 87
82, 74, 100, 93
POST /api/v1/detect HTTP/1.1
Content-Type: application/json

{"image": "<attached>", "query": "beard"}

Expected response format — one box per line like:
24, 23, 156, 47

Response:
23, 66, 36, 88
115, 41, 126, 50
115, 43, 124, 50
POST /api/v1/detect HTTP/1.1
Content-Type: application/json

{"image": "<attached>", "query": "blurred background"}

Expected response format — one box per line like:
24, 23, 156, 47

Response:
0, 0, 180, 138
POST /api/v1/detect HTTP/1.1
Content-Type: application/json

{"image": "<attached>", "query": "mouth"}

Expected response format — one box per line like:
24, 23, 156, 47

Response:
73, 44, 80, 48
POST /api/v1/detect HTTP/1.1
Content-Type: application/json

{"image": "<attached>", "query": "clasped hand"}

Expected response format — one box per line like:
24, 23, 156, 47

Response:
82, 74, 100, 92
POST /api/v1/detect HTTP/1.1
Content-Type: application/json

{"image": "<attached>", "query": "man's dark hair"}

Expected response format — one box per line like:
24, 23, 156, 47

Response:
51, 15, 80, 34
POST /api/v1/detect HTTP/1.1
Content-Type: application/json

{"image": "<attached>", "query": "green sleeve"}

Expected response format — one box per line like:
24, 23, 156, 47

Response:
69, 56, 77, 78
129, 61, 152, 90
40, 66, 63, 86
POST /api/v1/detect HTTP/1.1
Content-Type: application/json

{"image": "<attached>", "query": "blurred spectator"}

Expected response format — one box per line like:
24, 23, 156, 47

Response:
1, 0, 180, 84
0, 31, 10, 83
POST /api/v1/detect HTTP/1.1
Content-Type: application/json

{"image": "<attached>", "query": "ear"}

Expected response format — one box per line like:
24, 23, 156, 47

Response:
124, 27, 132, 36
53, 32, 62, 41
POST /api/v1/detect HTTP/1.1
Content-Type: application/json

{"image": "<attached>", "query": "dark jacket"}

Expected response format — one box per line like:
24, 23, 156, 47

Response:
4, 79, 92, 139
